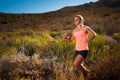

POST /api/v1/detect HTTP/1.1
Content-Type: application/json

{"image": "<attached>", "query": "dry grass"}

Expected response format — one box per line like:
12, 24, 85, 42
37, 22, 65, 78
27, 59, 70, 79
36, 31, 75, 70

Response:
0, 54, 86, 80
1, 53, 120, 80
88, 54, 120, 80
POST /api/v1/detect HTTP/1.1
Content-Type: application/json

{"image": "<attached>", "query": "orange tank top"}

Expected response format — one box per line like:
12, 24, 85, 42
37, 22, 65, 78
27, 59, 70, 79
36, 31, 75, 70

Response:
73, 28, 89, 51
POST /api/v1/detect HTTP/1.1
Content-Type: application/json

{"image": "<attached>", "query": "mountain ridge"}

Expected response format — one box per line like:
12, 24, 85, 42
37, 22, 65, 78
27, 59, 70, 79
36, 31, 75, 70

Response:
0, 0, 120, 35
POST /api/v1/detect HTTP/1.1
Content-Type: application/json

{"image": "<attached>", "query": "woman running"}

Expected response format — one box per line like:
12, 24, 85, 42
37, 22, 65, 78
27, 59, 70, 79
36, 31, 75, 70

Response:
63, 15, 96, 77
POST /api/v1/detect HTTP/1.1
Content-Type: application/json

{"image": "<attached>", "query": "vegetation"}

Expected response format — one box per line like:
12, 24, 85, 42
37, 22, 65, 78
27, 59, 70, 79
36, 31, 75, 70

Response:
0, 29, 119, 80
88, 54, 120, 80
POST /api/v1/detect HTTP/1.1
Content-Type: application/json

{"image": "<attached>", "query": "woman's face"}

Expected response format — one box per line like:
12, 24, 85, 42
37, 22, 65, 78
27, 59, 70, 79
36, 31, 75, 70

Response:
74, 16, 81, 26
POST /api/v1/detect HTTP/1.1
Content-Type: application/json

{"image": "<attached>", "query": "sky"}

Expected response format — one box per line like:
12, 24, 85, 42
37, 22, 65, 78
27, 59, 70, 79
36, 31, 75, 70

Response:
0, 0, 98, 13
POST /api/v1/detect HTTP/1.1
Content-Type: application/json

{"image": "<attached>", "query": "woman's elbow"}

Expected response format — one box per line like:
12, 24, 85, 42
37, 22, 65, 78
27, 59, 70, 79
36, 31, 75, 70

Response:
94, 33, 97, 37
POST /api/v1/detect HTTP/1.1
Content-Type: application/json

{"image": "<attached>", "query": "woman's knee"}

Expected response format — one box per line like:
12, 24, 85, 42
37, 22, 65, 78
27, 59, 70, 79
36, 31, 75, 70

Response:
73, 60, 82, 67
73, 62, 83, 71
73, 61, 78, 67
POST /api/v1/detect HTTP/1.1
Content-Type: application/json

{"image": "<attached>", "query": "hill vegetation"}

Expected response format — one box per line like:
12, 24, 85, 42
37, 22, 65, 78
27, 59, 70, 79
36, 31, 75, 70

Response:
0, 0, 120, 35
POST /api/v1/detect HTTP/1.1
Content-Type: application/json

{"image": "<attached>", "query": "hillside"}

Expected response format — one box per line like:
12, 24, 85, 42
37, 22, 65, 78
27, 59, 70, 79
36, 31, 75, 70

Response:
0, 0, 120, 35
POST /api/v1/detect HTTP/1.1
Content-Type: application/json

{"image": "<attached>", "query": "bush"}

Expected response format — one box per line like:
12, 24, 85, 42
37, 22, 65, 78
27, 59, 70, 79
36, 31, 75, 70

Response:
14, 32, 53, 56
0, 54, 75, 80
1, 21, 7, 24
87, 35, 106, 64
0, 31, 53, 58
1, 32, 54, 58
49, 31, 61, 38
49, 32, 57, 37
112, 33, 120, 42
94, 25, 105, 35
36, 38, 75, 66
88, 54, 120, 80
0, 54, 54, 80
2, 47, 17, 57
54, 38, 75, 65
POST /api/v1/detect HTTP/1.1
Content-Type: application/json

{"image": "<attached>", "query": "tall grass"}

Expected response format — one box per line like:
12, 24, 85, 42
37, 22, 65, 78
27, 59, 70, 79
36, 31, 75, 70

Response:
54, 38, 75, 65
14, 31, 53, 56
35, 37, 75, 66
87, 35, 106, 65
87, 34, 120, 65
0, 31, 53, 58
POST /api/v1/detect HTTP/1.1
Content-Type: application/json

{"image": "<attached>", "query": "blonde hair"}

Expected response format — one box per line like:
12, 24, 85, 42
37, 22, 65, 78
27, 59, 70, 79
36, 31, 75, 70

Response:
75, 15, 84, 24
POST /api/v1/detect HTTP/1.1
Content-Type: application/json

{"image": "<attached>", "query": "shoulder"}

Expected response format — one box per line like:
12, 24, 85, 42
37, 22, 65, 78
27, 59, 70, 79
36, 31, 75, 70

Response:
81, 25, 89, 31
83, 25, 90, 29
83, 25, 93, 31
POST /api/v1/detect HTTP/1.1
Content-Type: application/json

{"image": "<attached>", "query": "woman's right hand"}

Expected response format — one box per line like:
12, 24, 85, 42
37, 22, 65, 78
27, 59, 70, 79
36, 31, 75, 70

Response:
63, 33, 71, 40
63, 33, 67, 38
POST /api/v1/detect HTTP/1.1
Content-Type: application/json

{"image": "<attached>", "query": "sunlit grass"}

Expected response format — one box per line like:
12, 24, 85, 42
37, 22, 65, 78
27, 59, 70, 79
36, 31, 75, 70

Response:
87, 34, 106, 64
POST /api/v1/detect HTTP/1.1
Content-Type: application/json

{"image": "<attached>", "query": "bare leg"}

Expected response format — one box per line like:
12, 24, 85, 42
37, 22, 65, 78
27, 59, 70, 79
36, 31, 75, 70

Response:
80, 61, 88, 72
73, 55, 85, 73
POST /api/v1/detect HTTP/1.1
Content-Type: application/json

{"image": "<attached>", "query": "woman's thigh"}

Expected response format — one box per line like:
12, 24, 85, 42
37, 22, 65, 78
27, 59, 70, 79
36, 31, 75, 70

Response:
73, 55, 84, 66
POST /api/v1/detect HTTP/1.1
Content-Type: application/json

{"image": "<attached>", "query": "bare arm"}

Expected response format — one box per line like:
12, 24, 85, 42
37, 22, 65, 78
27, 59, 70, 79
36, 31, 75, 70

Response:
86, 26, 97, 42
63, 32, 74, 42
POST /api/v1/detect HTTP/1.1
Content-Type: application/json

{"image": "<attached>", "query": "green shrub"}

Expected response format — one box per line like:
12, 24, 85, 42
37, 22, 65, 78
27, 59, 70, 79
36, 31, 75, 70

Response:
15, 29, 36, 37
35, 37, 75, 66
87, 35, 106, 64
94, 25, 105, 34
49, 32, 57, 37
14, 32, 53, 56
112, 32, 120, 42
50, 38, 75, 66
0, 37, 17, 58
2, 46, 17, 57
